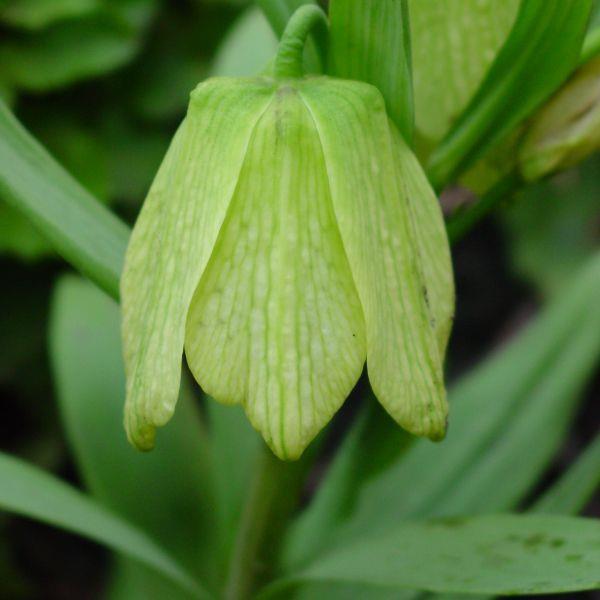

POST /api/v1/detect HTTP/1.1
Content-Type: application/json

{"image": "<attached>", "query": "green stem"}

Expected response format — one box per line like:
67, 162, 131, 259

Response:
224, 445, 311, 600
273, 4, 328, 79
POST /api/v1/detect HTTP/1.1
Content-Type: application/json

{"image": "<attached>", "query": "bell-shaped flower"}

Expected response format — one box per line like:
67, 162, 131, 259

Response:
121, 7, 454, 460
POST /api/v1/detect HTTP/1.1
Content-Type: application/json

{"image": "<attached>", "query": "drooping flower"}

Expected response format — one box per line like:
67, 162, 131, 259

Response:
121, 6, 454, 460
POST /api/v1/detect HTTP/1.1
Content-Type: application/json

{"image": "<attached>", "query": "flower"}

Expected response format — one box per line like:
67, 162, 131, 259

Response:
121, 7, 454, 460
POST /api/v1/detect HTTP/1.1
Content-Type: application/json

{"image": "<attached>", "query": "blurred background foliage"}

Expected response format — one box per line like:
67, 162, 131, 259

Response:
0, 0, 598, 597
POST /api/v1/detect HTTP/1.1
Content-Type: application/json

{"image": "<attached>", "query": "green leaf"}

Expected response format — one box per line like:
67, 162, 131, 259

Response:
49, 275, 219, 587
210, 6, 278, 77
534, 433, 600, 515
0, 451, 207, 598
427, 0, 593, 190
207, 402, 261, 579
410, 0, 519, 154
0, 16, 141, 91
0, 200, 49, 259
268, 515, 600, 597
283, 251, 600, 568
0, 0, 99, 30
328, 0, 413, 142
30, 114, 111, 201
0, 98, 129, 299
107, 561, 198, 600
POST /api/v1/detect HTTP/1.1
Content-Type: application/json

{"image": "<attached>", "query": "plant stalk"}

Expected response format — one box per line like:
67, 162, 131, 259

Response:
273, 4, 328, 79
224, 445, 311, 600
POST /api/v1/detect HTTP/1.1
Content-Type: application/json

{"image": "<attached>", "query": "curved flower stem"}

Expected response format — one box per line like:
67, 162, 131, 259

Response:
224, 444, 314, 600
256, 0, 326, 73
273, 4, 329, 79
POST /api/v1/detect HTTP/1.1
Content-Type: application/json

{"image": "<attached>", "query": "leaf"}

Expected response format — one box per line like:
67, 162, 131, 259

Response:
0, 0, 99, 30
49, 275, 220, 587
0, 16, 141, 91
0, 98, 129, 299
267, 515, 600, 597
0, 451, 207, 598
427, 0, 593, 190
533, 433, 600, 515
283, 251, 600, 568
0, 201, 49, 259
328, 0, 413, 142
410, 0, 519, 154
29, 113, 111, 201
210, 6, 278, 77
206, 402, 261, 578
107, 561, 198, 600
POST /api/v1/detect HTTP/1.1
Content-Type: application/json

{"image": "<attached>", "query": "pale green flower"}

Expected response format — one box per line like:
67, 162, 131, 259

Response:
121, 7, 454, 460
520, 56, 600, 181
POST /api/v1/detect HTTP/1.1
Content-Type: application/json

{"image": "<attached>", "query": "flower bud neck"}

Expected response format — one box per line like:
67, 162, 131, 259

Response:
273, 5, 328, 80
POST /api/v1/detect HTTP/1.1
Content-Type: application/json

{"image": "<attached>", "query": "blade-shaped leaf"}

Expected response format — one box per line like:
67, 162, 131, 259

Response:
328, 0, 413, 142
0, 452, 207, 598
210, 6, 278, 77
0, 0, 99, 30
410, 0, 519, 155
427, 0, 593, 190
0, 99, 129, 299
268, 515, 600, 597
49, 275, 219, 587
0, 16, 141, 91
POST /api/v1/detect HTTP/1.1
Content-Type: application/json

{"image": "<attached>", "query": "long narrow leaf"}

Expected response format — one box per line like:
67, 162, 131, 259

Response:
267, 515, 600, 597
49, 276, 219, 588
328, 0, 413, 142
427, 0, 592, 190
0, 452, 207, 598
410, 0, 519, 155
0, 99, 129, 299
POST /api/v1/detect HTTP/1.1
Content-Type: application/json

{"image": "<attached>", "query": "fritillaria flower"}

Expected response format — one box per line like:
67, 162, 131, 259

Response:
121, 7, 454, 460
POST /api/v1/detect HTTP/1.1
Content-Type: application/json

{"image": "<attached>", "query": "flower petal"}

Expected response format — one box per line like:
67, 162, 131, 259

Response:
390, 122, 455, 355
121, 78, 274, 450
300, 80, 449, 440
184, 86, 366, 460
